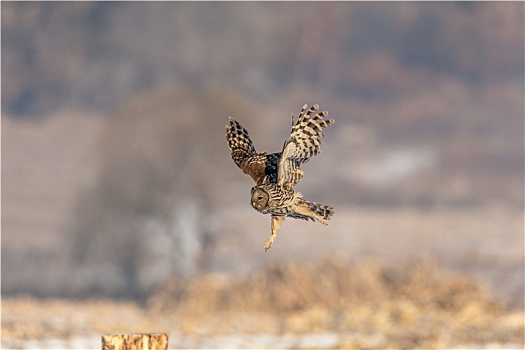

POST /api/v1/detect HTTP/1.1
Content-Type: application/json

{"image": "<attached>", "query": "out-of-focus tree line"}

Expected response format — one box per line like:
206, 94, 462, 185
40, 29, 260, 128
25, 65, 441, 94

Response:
2, 2, 523, 299
68, 86, 262, 297
3, 2, 522, 116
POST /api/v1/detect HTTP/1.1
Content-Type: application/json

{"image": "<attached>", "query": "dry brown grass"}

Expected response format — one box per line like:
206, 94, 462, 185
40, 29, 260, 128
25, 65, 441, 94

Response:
3, 259, 523, 349
150, 259, 501, 314
146, 258, 522, 348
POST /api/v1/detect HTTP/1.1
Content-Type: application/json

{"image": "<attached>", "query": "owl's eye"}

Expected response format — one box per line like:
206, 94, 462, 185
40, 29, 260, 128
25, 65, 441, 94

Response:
258, 196, 263, 200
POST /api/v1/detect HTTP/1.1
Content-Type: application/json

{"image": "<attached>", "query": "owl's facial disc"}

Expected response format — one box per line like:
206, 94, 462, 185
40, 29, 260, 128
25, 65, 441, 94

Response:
251, 188, 268, 210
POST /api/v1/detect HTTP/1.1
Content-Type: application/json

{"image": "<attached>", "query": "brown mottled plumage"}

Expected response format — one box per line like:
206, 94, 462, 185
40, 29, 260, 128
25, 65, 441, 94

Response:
226, 117, 280, 185
227, 104, 335, 251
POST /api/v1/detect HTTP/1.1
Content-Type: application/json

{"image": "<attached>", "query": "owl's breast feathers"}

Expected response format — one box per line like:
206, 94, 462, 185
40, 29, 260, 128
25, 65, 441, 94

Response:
251, 184, 298, 216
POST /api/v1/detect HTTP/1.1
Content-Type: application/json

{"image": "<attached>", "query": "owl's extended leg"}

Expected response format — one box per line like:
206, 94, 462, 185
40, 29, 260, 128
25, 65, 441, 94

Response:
264, 215, 285, 252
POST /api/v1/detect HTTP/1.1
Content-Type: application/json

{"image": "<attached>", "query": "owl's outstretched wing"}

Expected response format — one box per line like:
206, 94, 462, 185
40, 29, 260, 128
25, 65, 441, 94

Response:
227, 117, 278, 184
277, 104, 334, 190
226, 117, 257, 170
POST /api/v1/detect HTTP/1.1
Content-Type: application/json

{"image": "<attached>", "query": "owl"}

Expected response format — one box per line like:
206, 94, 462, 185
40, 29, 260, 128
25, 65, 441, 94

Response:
227, 104, 335, 251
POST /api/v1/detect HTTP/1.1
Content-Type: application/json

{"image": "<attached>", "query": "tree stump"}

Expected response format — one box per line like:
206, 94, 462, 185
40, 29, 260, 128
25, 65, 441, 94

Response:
101, 333, 168, 350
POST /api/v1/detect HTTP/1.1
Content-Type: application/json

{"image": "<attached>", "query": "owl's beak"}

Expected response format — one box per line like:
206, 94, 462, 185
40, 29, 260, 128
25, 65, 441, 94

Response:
252, 201, 256, 207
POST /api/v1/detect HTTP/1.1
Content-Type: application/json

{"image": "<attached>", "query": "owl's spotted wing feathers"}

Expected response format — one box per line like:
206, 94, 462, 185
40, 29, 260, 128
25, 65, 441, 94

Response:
278, 104, 334, 189
226, 117, 280, 184
226, 117, 257, 170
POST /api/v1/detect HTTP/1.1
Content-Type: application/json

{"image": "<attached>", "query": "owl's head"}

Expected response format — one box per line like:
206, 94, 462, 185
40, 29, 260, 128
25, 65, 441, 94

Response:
251, 186, 269, 210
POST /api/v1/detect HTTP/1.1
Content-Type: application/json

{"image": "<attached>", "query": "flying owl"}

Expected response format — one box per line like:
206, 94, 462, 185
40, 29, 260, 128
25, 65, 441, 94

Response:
227, 104, 335, 251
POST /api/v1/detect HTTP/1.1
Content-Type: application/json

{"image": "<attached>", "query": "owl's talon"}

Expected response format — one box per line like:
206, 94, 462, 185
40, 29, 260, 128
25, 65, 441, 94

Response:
264, 240, 273, 251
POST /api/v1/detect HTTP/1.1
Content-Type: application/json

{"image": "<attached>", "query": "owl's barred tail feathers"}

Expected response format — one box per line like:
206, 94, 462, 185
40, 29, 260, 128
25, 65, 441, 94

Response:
297, 198, 334, 224
309, 201, 334, 222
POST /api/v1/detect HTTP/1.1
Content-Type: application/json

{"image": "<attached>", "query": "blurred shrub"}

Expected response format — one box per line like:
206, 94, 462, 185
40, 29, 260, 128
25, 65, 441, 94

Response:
148, 258, 501, 316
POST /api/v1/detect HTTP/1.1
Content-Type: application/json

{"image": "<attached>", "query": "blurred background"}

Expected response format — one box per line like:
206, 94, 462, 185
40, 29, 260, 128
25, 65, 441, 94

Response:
2, 2, 524, 348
